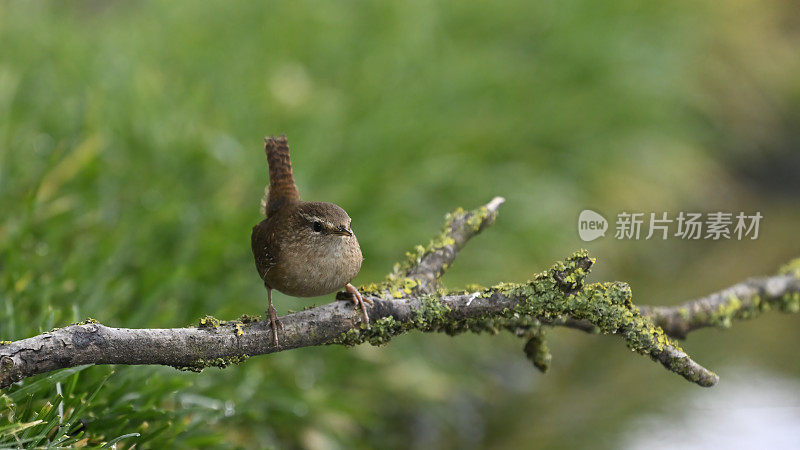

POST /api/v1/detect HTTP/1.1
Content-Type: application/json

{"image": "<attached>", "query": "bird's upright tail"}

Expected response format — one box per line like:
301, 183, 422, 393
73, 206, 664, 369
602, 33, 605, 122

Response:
262, 135, 300, 217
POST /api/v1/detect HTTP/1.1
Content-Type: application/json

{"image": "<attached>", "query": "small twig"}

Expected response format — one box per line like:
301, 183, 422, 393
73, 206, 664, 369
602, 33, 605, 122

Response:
397, 196, 505, 294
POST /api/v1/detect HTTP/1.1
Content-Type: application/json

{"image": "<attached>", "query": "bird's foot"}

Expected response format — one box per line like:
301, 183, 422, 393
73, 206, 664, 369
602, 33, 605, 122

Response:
345, 283, 372, 325
266, 304, 283, 348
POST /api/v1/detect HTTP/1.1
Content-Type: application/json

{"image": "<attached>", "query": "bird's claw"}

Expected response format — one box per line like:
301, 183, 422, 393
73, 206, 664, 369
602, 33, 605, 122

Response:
345, 283, 371, 325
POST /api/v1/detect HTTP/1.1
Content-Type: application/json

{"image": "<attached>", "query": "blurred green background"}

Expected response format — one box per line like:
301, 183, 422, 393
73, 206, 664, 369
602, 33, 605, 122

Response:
1, 0, 799, 448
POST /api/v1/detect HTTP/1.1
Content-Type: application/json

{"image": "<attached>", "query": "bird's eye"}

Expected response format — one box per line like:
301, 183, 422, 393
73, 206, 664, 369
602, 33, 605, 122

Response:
312, 222, 323, 232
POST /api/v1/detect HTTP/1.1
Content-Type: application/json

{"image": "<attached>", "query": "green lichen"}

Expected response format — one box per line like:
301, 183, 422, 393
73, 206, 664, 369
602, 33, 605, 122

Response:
332, 295, 453, 347
678, 259, 800, 330
196, 314, 263, 335
410, 295, 452, 331
387, 205, 491, 285
464, 283, 487, 292
781, 291, 800, 313
332, 328, 365, 347
334, 317, 406, 346
523, 327, 551, 373
706, 294, 742, 329
358, 204, 497, 301
386, 277, 419, 298
353, 277, 421, 299
237, 314, 261, 324
779, 258, 800, 278
175, 354, 250, 372
50, 317, 101, 332
504, 270, 676, 359
234, 322, 244, 336
75, 318, 99, 325
465, 206, 489, 232
198, 315, 222, 328
777, 259, 800, 313
0, 341, 11, 346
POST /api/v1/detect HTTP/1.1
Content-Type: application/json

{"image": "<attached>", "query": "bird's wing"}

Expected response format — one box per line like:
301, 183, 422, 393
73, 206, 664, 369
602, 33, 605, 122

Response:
251, 221, 277, 281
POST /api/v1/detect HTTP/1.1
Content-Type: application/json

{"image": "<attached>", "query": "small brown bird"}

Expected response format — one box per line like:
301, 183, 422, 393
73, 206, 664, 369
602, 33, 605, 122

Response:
251, 135, 371, 347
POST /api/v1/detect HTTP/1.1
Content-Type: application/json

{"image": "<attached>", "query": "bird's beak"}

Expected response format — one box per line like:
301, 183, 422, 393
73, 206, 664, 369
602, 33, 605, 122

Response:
334, 226, 353, 237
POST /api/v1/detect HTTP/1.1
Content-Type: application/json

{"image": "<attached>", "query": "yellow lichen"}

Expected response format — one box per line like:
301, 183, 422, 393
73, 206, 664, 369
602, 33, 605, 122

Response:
198, 315, 221, 328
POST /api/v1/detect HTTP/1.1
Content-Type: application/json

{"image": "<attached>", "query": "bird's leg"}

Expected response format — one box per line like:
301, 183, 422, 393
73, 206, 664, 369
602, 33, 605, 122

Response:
265, 286, 283, 347
345, 283, 372, 325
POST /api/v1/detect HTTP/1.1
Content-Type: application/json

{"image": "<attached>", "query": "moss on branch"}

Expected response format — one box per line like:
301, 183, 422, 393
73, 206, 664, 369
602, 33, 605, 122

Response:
333, 250, 702, 383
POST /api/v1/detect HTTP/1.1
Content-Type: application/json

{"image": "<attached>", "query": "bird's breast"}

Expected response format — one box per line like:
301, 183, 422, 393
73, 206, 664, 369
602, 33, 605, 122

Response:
267, 237, 362, 298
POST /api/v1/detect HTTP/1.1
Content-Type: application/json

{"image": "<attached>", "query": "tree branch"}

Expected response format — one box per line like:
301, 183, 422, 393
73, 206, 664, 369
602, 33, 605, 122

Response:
551, 266, 800, 339
2, 198, 798, 390
639, 272, 800, 339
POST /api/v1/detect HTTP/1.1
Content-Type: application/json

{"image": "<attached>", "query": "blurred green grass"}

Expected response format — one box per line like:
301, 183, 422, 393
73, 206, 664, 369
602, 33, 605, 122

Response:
1, 0, 799, 448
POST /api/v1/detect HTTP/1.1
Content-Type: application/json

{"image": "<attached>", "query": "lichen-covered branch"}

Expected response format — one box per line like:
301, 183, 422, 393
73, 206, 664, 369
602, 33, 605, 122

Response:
346, 196, 505, 300
639, 264, 800, 339
1, 197, 798, 390
334, 253, 719, 387
553, 261, 800, 340
400, 196, 505, 294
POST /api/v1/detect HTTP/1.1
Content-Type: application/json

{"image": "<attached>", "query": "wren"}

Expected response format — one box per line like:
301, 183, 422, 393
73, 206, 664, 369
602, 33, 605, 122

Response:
251, 135, 371, 347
